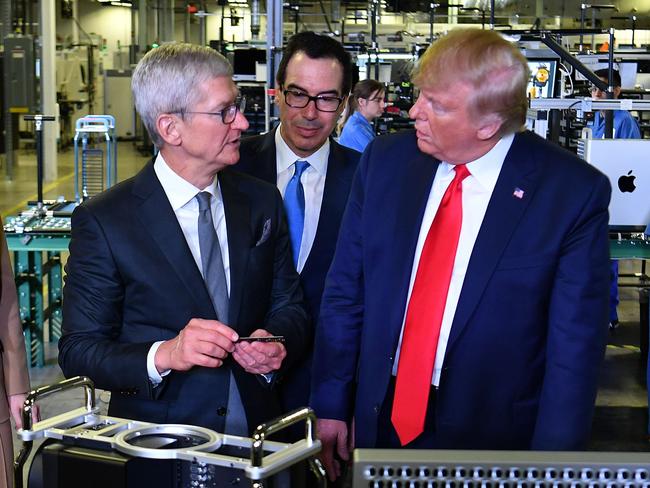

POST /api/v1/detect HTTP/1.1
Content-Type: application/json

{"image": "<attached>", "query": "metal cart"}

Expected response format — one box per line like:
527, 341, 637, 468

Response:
73, 115, 118, 201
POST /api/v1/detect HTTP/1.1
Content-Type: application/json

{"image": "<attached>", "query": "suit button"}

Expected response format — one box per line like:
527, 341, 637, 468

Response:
373, 405, 380, 414
388, 356, 394, 361
217, 407, 227, 416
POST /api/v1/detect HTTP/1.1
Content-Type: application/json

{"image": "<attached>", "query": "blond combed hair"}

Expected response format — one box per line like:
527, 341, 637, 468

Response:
413, 28, 530, 136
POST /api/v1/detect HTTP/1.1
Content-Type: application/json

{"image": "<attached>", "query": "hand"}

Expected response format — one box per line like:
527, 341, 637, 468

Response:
317, 418, 350, 482
232, 329, 286, 374
9, 393, 39, 430
155, 318, 239, 372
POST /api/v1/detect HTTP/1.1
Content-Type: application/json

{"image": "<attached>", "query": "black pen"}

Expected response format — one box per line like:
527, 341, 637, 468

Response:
235, 335, 285, 343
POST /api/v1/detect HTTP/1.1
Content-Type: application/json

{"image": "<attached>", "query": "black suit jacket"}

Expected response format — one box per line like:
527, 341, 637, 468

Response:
236, 130, 360, 411
59, 159, 309, 433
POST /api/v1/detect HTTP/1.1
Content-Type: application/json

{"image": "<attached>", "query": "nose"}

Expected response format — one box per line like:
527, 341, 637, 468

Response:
409, 98, 422, 119
232, 110, 249, 131
302, 99, 319, 119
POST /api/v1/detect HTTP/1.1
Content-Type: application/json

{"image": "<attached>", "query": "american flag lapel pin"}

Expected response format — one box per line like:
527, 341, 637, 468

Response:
513, 187, 525, 199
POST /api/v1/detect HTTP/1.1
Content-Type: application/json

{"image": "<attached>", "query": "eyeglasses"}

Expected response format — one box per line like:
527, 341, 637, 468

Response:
176, 97, 246, 124
283, 89, 343, 112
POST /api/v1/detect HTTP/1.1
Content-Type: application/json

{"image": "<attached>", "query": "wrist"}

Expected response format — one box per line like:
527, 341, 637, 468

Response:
154, 340, 173, 372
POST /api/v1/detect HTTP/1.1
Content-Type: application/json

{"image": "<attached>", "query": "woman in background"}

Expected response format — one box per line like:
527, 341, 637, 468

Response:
0, 223, 33, 488
338, 79, 385, 153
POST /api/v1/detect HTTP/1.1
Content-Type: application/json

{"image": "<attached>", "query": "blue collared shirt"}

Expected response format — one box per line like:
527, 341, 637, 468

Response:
339, 111, 376, 153
589, 110, 641, 139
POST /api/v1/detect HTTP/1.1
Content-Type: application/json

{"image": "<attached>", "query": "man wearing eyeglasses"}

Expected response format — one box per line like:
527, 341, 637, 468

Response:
59, 43, 309, 451
236, 32, 361, 433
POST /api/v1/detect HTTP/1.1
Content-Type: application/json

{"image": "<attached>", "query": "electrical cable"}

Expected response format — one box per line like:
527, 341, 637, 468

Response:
558, 61, 574, 97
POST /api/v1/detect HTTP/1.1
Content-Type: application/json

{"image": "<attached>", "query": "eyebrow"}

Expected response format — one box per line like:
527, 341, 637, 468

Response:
286, 83, 340, 97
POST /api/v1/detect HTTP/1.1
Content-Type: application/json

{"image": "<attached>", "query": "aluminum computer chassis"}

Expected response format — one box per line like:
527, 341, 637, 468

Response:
14, 376, 325, 488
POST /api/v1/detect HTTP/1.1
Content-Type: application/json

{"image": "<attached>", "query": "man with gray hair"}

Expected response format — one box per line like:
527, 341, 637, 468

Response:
59, 43, 309, 441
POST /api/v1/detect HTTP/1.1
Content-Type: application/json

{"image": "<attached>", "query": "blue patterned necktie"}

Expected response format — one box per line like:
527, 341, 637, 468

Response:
283, 161, 310, 267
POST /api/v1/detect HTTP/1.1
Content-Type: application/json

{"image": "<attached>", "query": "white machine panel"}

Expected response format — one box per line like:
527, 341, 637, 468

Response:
579, 137, 650, 231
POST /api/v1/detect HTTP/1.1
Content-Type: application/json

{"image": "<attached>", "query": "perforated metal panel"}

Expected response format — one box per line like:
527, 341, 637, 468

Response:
354, 449, 650, 487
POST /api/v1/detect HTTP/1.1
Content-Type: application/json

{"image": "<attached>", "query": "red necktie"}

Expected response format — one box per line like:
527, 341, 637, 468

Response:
391, 163, 471, 446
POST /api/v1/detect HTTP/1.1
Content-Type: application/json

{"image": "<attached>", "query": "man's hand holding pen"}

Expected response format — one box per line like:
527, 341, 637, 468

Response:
154, 320, 285, 375
233, 329, 287, 374
155, 318, 239, 372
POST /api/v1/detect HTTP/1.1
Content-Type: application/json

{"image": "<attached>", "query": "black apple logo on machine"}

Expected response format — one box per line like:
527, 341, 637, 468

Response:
618, 170, 636, 193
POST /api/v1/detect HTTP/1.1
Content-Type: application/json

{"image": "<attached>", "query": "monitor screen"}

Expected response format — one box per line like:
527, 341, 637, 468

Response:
527, 58, 558, 99
232, 49, 266, 76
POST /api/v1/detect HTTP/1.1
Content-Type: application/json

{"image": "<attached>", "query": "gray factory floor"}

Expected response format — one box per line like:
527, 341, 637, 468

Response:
1, 140, 649, 484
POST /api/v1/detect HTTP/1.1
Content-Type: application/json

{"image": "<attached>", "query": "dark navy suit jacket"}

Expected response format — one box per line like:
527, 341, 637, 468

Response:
311, 130, 611, 450
59, 160, 309, 433
237, 130, 360, 413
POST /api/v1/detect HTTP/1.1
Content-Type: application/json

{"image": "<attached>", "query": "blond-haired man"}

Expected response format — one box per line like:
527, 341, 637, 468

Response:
311, 28, 611, 481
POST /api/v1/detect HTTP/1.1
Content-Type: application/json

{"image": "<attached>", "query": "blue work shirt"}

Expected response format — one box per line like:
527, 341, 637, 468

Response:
590, 110, 641, 139
339, 111, 376, 153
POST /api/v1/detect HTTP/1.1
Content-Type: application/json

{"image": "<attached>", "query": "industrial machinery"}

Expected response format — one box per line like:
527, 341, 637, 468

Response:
353, 448, 650, 487
16, 377, 324, 488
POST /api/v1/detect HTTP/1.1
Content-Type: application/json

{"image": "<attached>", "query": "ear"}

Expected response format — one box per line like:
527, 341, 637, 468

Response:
476, 114, 503, 141
156, 113, 183, 146
275, 86, 283, 108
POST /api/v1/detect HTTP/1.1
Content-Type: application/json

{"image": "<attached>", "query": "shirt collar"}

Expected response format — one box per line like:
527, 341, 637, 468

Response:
439, 133, 515, 191
275, 123, 330, 176
153, 153, 220, 211
351, 110, 371, 127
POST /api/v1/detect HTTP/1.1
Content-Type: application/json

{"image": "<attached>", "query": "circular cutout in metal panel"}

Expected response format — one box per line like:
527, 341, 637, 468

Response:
113, 424, 223, 459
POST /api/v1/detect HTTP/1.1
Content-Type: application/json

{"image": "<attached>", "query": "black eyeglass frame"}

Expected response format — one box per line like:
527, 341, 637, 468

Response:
282, 89, 344, 113
174, 97, 246, 124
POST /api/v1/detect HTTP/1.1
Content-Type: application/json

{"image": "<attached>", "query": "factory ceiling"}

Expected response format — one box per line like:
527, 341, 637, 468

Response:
278, 0, 650, 31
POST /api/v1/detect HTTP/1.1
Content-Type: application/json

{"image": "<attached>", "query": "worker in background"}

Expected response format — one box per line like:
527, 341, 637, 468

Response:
589, 67, 641, 330
237, 31, 360, 432
311, 28, 611, 481
0, 223, 35, 488
338, 79, 386, 153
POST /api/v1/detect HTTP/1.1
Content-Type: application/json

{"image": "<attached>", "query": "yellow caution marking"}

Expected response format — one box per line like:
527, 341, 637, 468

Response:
607, 344, 641, 352
2, 171, 75, 218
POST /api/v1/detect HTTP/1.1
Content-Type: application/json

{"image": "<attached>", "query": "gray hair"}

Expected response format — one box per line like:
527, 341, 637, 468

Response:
132, 42, 233, 147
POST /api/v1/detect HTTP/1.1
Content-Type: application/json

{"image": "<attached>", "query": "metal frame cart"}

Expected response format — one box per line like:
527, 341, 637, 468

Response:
73, 115, 117, 201
16, 377, 326, 488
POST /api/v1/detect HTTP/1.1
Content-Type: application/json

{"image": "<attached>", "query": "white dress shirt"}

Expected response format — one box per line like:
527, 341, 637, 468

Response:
275, 125, 329, 273
146, 153, 230, 384
392, 134, 515, 386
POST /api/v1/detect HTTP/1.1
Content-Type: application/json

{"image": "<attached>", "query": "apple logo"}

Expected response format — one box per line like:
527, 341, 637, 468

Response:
618, 170, 636, 193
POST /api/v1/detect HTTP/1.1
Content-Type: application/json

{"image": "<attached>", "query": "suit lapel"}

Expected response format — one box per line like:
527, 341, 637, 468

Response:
133, 161, 215, 318
446, 133, 540, 348
218, 171, 252, 331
